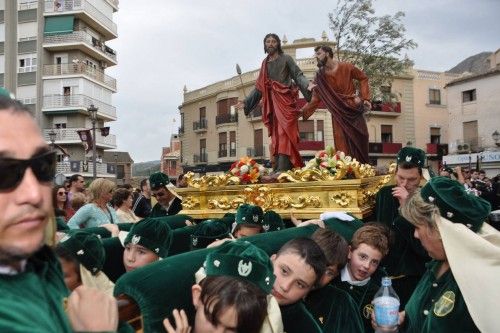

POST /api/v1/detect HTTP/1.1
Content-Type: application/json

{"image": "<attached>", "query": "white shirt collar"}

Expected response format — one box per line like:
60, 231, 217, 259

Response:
340, 265, 371, 286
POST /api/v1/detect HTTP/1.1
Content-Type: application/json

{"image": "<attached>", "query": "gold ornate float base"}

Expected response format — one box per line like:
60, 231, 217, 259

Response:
177, 175, 391, 220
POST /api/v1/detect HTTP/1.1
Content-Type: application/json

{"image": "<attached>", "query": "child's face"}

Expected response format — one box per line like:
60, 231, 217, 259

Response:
123, 243, 159, 272
192, 285, 238, 333
59, 257, 81, 291
347, 243, 382, 281
318, 265, 339, 288
234, 225, 261, 239
271, 252, 317, 305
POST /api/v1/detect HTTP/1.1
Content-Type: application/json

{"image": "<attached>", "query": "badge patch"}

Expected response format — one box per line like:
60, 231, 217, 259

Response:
253, 215, 259, 222
237, 259, 252, 277
434, 291, 455, 317
192, 237, 198, 247
263, 225, 270, 232
363, 304, 374, 319
131, 235, 141, 244
405, 155, 412, 162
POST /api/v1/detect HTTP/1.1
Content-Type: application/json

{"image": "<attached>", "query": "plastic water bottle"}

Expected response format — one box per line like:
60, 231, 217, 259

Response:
373, 277, 400, 333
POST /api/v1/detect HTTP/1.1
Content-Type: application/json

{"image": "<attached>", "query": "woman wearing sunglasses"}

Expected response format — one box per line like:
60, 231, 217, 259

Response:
52, 185, 75, 221
67, 178, 119, 229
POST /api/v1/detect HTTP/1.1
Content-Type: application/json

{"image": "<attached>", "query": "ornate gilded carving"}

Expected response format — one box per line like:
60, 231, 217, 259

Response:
277, 160, 376, 183
181, 196, 200, 209
184, 171, 240, 189
331, 192, 354, 207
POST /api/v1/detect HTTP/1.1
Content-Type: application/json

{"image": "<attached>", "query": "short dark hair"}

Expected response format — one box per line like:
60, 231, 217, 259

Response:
69, 174, 83, 185
112, 188, 131, 207
199, 276, 267, 333
140, 178, 149, 191
0, 96, 32, 115
314, 45, 334, 58
311, 229, 348, 270
263, 33, 283, 55
396, 163, 423, 176
277, 237, 326, 286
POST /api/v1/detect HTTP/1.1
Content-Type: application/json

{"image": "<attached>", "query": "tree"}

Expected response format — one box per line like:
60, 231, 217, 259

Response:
328, 0, 417, 102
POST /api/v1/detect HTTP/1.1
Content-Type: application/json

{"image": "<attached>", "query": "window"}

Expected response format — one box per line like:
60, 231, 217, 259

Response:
429, 89, 441, 105
430, 127, 440, 144
54, 123, 66, 129
229, 131, 236, 157
200, 139, 207, 161
381, 125, 393, 143
117, 165, 125, 179
462, 89, 476, 103
218, 132, 227, 157
19, 56, 37, 73
299, 120, 315, 141
316, 120, 324, 142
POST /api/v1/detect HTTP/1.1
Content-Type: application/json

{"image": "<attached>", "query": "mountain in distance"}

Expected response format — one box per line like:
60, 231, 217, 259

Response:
447, 51, 493, 74
132, 160, 161, 177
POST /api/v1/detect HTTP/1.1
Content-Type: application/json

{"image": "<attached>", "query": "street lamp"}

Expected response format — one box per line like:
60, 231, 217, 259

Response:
492, 130, 500, 147
48, 128, 56, 149
88, 104, 98, 179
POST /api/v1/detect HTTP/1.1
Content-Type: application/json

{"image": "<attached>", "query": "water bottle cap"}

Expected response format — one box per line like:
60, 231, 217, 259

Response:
381, 277, 392, 286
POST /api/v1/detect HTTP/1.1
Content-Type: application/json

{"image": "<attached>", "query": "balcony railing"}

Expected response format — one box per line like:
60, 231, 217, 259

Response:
298, 141, 325, 151
229, 148, 236, 157
370, 102, 401, 113
216, 113, 238, 125
19, 1, 38, 10
44, 31, 117, 63
43, 94, 117, 119
247, 106, 263, 118
43, 64, 116, 90
218, 149, 228, 158
44, 0, 118, 36
247, 146, 264, 157
193, 153, 208, 164
193, 119, 208, 131
43, 128, 116, 147
56, 161, 115, 176
369, 142, 403, 154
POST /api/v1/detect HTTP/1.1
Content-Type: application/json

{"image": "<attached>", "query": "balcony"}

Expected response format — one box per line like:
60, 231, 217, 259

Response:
43, 64, 116, 91
369, 142, 403, 155
43, 127, 116, 148
426, 143, 449, 156
43, 31, 117, 67
369, 102, 401, 117
247, 106, 263, 122
298, 141, 325, 151
44, 0, 118, 39
216, 113, 238, 126
193, 119, 208, 133
193, 153, 208, 164
19, 1, 38, 10
247, 146, 264, 157
55, 161, 116, 178
43, 94, 117, 121
218, 149, 228, 158
229, 148, 237, 157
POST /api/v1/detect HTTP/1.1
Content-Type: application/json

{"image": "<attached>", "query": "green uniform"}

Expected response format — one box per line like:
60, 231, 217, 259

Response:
0, 246, 72, 332
305, 285, 364, 333
375, 185, 430, 306
280, 302, 323, 333
332, 268, 385, 332
403, 261, 479, 333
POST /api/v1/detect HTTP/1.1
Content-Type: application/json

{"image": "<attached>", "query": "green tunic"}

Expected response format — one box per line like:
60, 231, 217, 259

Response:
375, 185, 430, 306
332, 268, 386, 332
280, 301, 323, 333
403, 261, 479, 333
0, 246, 72, 332
150, 203, 167, 218
305, 285, 364, 333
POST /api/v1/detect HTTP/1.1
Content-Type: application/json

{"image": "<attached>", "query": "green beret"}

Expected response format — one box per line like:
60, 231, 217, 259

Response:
124, 218, 172, 258
220, 212, 236, 229
235, 204, 264, 226
191, 219, 230, 250
262, 210, 285, 232
204, 240, 275, 294
421, 177, 491, 232
0, 87, 14, 99
57, 231, 105, 275
149, 172, 170, 189
396, 147, 426, 169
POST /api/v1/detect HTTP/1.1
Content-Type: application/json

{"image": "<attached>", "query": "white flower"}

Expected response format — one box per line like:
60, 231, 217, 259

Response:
240, 165, 249, 174
231, 167, 239, 174
258, 165, 266, 174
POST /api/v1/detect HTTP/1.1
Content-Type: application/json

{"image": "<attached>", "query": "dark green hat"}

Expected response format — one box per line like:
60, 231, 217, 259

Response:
421, 177, 491, 232
149, 172, 170, 189
396, 147, 426, 169
57, 231, 105, 275
262, 210, 285, 232
191, 219, 230, 250
0, 87, 14, 99
235, 204, 264, 226
124, 218, 172, 258
204, 240, 275, 294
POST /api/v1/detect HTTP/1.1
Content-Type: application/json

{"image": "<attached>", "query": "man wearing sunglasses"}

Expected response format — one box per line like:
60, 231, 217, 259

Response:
0, 95, 117, 332
148, 172, 183, 218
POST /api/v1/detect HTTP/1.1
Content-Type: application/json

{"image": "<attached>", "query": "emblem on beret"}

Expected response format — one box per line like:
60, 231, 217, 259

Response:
237, 260, 252, 277
192, 237, 198, 246
446, 212, 454, 218
155, 248, 159, 253
434, 291, 455, 317
265, 276, 270, 285
131, 235, 141, 244
428, 196, 435, 203
77, 249, 84, 255
253, 215, 259, 222
263, 225, 270, 232
92, 267, 97, 273
213, 260, 221, 268
242, 216, 246, 221
405, 155, 412, 162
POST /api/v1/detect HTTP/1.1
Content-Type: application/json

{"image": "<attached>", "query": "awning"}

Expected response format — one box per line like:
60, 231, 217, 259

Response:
44, 15, 74, 35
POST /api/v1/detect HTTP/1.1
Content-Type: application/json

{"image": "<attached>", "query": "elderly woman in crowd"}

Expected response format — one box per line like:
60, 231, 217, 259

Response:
113, 188, 141, 223
374, 177, 499, 332
68, 178, 119, 229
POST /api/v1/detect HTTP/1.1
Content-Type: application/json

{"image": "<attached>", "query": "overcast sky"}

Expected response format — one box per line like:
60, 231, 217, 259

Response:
106, 0, 500, 163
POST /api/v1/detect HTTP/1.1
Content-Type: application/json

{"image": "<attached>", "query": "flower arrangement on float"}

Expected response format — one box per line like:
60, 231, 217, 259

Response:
303, 145, 355, 177
228, 156, 270, 184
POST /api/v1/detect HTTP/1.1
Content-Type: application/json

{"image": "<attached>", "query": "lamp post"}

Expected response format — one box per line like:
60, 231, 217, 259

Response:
87, 104, 98, 180
48, 128, 56, 150
114, 152, 118, 184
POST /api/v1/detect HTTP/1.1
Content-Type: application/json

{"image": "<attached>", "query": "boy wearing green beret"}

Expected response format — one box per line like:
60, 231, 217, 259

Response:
190, 219, 230, 250
149, 172, 183, 218
262, 210, 285, 232
232, 204, 264, 239
123, 217, 172, 272
375, 146, 430, 307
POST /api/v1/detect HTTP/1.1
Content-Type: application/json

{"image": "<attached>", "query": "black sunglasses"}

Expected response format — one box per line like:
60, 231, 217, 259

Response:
0, 151, 56, 190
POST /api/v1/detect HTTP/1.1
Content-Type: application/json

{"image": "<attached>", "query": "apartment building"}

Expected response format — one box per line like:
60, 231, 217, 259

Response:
161, 133, 183, 183
178, 35, 460, 174
0, 0, 119, 179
